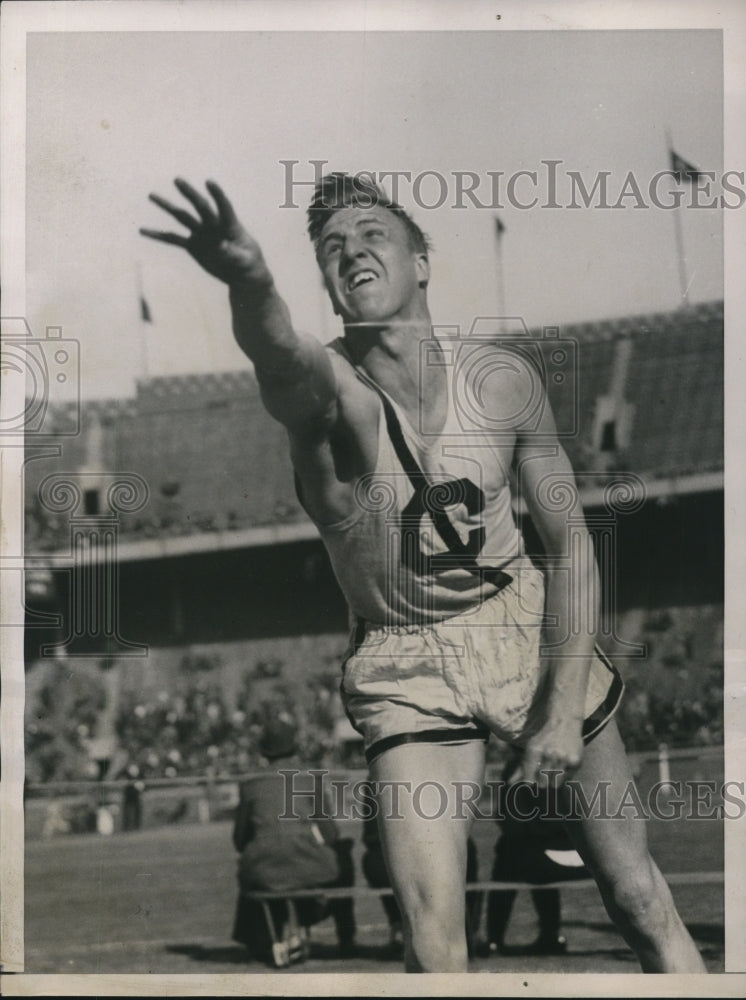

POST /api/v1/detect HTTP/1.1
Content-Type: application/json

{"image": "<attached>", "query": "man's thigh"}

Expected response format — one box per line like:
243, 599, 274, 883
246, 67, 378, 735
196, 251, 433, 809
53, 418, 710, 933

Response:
369, 740, 486, 908
559, 719, 651, 881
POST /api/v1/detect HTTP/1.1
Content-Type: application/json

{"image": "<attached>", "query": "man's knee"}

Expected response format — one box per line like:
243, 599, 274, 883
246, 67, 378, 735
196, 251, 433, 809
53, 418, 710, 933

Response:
403, 901, 468, 971
399, 883, 465, 939
603, 857, 669, 929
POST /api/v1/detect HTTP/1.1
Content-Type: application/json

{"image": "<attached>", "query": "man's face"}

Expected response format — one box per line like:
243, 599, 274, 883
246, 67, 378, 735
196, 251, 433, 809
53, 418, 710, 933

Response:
316, 206, 429, 324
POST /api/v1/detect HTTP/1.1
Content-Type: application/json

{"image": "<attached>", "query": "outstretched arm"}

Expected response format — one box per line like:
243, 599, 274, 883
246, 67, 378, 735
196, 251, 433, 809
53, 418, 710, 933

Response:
141, 179, 337, 431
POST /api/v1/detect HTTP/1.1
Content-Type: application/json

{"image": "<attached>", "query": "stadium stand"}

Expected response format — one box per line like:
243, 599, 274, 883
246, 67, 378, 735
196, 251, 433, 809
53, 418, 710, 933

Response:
537, 299, 723, 481
23, 300, 722, 546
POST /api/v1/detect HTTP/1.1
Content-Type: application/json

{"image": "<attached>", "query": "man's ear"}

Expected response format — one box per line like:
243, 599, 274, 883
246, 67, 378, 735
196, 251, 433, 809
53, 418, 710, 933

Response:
415, 253, 430, 289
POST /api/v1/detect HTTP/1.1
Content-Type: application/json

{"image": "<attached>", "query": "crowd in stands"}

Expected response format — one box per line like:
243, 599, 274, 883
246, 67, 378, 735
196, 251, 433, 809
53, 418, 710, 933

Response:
25, 664, 107, 783
24, 496, 303, 553
24, 505, 71, 554
25, 654, 357, 785
614, 608, 723, 750
25, 604, 723, 786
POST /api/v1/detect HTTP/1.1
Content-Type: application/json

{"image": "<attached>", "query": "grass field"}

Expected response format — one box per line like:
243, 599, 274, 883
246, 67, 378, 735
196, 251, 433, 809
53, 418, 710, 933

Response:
23, 796, 724, 977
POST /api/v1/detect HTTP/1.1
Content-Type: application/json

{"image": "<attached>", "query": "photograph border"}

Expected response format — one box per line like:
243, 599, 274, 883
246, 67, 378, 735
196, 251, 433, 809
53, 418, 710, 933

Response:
1, 1, 744, 995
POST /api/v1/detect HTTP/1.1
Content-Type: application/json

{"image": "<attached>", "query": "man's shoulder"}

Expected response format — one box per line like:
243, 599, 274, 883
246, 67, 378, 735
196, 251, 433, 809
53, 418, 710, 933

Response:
323, 337, 360, 384
454, 338, 547, 422
323, 338, 380, 417
324, 336, 352, 364
454, 337, 544, 373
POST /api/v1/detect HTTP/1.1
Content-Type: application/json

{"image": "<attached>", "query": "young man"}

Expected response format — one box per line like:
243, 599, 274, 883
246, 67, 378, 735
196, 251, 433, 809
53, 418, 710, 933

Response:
141, 174, 705, 973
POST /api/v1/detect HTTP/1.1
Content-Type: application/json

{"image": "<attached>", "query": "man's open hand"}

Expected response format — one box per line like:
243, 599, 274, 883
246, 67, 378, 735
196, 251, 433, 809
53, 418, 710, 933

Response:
140, 179, 271, 290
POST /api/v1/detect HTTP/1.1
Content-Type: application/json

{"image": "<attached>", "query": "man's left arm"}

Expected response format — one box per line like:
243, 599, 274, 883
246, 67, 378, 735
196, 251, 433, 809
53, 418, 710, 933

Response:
510, 372, 599, 784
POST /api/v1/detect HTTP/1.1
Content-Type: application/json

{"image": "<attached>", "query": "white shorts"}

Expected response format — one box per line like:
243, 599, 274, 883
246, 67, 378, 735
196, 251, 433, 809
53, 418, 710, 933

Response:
341, 558, 624, 765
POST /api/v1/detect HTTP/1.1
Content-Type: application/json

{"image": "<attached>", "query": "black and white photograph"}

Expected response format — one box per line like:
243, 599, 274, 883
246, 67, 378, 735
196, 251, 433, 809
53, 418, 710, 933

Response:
1, 1, 745, 995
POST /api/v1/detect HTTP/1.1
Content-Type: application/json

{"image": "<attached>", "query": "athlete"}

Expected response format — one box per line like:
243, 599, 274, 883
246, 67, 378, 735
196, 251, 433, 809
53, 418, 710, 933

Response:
141, 173, 705, 973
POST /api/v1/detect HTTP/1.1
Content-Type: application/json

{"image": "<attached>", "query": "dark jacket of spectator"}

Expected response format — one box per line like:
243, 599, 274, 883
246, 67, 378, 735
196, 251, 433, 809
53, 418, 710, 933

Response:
231, 717, 355, 960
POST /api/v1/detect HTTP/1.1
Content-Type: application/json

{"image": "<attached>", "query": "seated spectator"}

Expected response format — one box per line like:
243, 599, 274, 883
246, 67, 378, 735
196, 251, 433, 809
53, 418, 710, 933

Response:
231, 715, 355, 964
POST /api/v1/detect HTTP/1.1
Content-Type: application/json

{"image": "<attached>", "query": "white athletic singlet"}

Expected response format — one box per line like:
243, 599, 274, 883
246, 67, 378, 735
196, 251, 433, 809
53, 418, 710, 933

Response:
313, 342, 525, 626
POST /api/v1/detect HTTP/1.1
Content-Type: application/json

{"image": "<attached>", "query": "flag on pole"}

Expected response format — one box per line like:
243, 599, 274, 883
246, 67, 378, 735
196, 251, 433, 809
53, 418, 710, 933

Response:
670, 150, 702, 184
139, 295, 153, 323
495, 215, 506, 236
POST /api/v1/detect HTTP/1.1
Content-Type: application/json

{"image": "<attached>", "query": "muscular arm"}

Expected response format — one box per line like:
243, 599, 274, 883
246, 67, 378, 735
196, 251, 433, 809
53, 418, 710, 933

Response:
507, 358, 599, 782
141, 178, 337, 432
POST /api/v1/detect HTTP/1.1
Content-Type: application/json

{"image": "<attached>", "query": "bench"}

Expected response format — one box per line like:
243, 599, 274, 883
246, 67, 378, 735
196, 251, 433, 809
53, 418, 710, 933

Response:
242, 870, 722, 966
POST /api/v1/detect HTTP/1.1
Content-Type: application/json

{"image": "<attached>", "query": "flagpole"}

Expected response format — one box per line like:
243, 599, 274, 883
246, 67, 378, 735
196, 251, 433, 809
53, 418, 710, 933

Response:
672, 188, 690, 309
136, 262, 150, 382
494, 215, 506, 333
666, 130, 690, 309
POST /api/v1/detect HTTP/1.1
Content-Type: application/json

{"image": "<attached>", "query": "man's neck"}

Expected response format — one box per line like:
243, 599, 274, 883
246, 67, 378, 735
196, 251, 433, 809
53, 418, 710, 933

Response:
342, 318, 448, 431
343, 317, 425, 381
